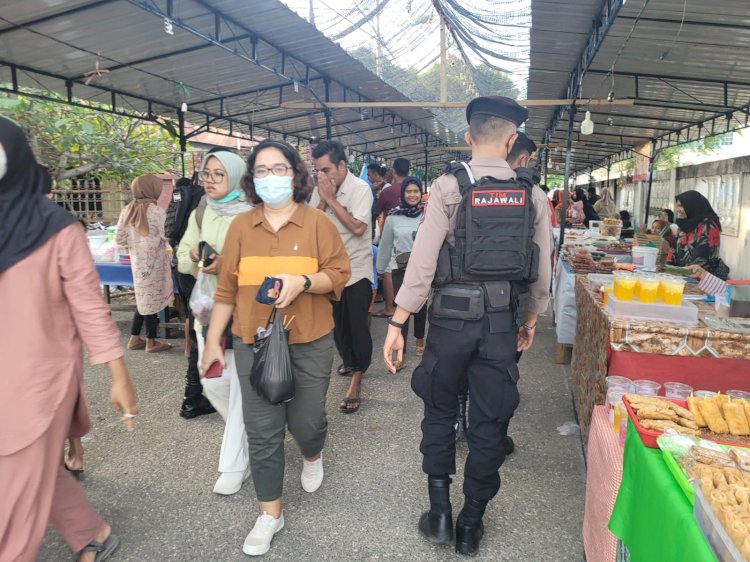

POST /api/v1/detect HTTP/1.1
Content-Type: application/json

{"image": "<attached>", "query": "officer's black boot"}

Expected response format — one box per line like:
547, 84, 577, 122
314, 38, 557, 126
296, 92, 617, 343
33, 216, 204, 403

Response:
455, 393, 468, 442
418, 476, 454, 545
455, 496, 487, 556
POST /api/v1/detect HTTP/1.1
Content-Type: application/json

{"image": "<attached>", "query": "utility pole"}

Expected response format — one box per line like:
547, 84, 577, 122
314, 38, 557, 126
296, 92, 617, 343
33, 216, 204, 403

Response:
439, 12, 448, 103
309, 0, 315, 25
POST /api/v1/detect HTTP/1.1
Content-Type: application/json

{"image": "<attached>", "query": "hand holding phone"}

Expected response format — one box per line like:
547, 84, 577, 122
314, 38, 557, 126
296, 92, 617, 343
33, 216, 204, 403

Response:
256, 276, 284, 305
198, 241, 218, 268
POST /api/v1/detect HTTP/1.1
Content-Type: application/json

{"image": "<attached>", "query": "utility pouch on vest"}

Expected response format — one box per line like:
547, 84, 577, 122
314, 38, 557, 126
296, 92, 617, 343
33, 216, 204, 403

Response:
431, 284, 485, 321
482, 280, 512, 312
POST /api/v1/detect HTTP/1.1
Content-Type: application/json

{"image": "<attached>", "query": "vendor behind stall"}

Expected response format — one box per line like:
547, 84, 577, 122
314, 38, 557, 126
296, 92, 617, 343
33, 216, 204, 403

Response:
668, 191, 730, 280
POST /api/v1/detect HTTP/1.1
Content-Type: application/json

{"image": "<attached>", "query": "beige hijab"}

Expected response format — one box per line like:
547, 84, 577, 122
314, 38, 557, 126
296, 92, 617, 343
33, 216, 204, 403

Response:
121, 174, 162, 236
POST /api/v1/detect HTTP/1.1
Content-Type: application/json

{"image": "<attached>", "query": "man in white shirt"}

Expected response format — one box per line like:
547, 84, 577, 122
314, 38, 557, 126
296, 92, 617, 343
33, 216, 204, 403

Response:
310, 140, 373, 414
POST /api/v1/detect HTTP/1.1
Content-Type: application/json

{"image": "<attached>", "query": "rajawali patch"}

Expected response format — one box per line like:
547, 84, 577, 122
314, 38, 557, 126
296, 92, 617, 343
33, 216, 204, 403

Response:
471, 189, 526, 207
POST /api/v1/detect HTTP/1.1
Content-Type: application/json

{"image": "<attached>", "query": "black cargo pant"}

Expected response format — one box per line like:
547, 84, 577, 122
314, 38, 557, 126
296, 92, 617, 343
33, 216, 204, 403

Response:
332, 278, 373, 373
412, 307, 520, 502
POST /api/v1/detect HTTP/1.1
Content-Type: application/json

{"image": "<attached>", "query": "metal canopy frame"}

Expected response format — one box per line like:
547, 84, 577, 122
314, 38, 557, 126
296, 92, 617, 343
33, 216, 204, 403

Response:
527, 0, 750, 186
0, 0, 462, 171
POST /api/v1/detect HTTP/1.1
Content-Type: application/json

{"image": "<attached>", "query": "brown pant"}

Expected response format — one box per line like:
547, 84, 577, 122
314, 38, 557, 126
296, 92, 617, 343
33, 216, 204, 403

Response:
0, 372, 103, 561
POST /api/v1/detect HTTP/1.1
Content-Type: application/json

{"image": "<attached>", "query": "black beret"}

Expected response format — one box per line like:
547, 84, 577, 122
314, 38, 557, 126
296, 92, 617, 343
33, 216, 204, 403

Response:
465, 96, 528, 127
515, 132, 537, 154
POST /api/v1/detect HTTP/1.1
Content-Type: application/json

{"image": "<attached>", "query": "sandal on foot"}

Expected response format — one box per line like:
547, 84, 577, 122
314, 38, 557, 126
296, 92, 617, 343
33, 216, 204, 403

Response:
336, 364, 353, 377
64, 461, 84, 477
146, 341, 173, 353
339, 398, 360, 414
127, 340, 146, 350
79, 533, 119, 562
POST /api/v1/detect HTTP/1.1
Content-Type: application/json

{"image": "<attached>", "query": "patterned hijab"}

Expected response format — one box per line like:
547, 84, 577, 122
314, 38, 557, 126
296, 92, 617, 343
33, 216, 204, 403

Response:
0, 117, 77, 274
121, 174, 162, 236
389, 176, 424, 218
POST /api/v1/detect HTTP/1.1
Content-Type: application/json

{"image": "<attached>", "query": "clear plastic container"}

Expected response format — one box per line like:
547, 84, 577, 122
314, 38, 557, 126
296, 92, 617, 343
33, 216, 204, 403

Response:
608, 390, 625, 431
662, 277, 687, 306
639, 275, 660, 304
613, 271, 637, 301
694, 390, 717, 399
633, 379, 661, 396
727, 390, 750, 401
605, 294, 699, 325
664, 381, 693, 400
606, 376, 634, 390
588, 273, 615, 292
632, 246, 659, 271
694, 484, 744, 562
728, 281, 750, 318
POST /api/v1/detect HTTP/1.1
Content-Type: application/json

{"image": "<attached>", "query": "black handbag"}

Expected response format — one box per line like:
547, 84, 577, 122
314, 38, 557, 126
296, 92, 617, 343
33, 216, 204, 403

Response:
250, 309, 294, 405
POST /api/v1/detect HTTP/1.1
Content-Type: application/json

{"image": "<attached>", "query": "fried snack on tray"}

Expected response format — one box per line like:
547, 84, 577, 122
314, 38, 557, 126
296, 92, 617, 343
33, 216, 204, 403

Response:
698, 399, 731, 434
742, 400, 750, 428
731, 448, 750, 472
724, 402, 750, 436
635, 405, 677, 421
640, 419, 701, 435
691, 446, 738, 469
743, 537, 750, 560
715, 393, 730, 406
688, 396, 708, 427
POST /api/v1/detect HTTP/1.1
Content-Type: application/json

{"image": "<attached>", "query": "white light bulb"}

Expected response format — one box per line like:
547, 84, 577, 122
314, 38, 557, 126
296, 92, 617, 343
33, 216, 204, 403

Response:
581, 111, 594, 135
180, 102, 188, 112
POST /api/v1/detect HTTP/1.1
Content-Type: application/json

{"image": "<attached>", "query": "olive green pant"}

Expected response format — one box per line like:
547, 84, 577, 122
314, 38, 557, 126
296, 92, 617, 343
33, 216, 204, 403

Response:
234, 332, 333, 502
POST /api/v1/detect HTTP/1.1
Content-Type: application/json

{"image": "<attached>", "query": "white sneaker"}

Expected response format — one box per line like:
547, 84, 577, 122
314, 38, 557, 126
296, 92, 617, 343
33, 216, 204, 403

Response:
243, 512, 285, 556
301, 453, 324, 493
213, 466, 251, 495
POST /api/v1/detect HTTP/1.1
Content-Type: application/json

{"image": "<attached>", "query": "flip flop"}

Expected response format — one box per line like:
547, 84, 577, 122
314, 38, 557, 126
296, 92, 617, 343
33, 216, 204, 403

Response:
337, 364, 353, 377
339, 397, 360, 414
64, 462, 84, 478
80, 533, 120, 562
127, 340, 146, 350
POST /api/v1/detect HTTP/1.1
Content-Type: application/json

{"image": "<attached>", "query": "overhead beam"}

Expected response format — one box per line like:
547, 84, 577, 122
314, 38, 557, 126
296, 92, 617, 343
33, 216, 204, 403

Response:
282, 99, 636, 110
585, 69, 750, 89
0, 0, 119, 37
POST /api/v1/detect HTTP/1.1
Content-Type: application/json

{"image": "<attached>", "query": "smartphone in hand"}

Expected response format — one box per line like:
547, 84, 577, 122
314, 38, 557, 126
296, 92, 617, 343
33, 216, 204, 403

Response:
198, 241, 219, 267
256, 276, 284, 305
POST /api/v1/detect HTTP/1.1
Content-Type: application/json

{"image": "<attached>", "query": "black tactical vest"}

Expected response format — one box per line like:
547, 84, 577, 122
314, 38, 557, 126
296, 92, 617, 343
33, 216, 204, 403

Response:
435, 162, 540, 286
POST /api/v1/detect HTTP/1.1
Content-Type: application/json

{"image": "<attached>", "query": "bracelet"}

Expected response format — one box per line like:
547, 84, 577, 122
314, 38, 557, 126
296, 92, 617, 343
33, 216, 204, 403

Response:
522, 323, 537, 331
387, 317, 406, 329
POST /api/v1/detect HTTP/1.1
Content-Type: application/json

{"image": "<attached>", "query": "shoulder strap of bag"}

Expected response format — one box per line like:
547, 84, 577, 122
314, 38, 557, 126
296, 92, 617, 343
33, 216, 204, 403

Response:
195, 195, 208, 230
448, 161, 476, 194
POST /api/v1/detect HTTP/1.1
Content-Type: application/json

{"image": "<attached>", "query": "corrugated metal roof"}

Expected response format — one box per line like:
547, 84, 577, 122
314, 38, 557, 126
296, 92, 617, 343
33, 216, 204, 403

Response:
0, 0, 461, 167
527, 0, 750, 172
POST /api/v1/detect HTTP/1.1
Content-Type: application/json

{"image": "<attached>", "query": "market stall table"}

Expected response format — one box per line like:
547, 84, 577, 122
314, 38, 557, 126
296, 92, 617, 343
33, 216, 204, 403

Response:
95, 262, 183, 336
571, 276, 750, 446
609, 422, 716, 561
583, 406, 624, 562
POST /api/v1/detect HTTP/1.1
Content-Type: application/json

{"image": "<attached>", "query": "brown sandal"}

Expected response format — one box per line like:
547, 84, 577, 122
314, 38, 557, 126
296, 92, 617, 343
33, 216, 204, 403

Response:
146, 341, 173, 353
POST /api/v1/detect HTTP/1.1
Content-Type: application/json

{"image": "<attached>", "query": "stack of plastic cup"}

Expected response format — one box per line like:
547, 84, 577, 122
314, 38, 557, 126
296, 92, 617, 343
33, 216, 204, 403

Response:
727, 390, 750, 401
694, 390, 717, 399
664, 381, 693, 400
662, 277, 687, 306
613, 271, 637, 301
633, 379, 661, 396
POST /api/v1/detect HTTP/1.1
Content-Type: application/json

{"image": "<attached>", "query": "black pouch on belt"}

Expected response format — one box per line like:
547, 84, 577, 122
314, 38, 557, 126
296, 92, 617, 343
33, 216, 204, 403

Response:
482, 280, 512, 312
431, 284, 485, 321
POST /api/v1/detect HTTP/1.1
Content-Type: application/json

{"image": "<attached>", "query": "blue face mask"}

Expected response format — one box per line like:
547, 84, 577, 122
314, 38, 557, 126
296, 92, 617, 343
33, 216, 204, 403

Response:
255, 175, 293, 207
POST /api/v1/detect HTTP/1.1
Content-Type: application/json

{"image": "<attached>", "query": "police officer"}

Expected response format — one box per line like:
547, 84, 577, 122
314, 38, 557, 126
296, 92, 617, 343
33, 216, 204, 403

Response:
383, 97, 552, 555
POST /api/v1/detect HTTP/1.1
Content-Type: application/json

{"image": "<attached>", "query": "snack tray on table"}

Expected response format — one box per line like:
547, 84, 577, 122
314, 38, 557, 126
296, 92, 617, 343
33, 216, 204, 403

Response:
605, 294, 699, 325
694, 484, 745, 562
623, 396, 750, 450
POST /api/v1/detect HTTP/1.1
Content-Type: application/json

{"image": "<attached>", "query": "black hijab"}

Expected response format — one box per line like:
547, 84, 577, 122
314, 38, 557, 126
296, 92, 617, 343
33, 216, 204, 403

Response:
0, 117, 77, 274
675, 191, 721, 233
574, 188, 600, 224
389, 176, 424, 218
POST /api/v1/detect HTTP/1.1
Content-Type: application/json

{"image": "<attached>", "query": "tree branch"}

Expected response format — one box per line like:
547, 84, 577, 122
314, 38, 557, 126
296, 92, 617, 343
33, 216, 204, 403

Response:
60, 162, 100, 179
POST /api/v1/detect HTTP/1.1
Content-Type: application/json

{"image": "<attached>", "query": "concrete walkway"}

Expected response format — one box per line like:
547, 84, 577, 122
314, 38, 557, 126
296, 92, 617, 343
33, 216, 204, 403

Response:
40, 310, 585, 561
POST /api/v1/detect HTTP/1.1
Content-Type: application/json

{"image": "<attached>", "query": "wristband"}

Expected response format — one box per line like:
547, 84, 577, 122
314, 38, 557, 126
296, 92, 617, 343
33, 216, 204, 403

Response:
387, 317, 406, 329
522, 323, 537, 331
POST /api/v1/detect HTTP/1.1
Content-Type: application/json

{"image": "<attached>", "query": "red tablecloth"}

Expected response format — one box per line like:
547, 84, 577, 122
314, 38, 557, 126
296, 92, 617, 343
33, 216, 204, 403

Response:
608, 349, 750, 392
583, 406, 623, 562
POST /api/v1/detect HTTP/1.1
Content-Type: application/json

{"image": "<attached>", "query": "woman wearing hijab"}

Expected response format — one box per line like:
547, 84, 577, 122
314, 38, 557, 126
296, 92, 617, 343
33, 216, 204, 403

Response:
115, 174, 173, 353
593, 187, 618, 219
572, 188, 600, 227
177, 151, 254, 495
668, 191, 730, 280
0, 118, 137, 561
376, 177, 427, 358
660, 208, 679, 237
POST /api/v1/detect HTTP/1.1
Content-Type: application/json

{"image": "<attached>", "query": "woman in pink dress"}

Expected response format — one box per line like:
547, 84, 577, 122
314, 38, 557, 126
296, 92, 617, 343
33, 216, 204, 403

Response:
0, 117, 138, 562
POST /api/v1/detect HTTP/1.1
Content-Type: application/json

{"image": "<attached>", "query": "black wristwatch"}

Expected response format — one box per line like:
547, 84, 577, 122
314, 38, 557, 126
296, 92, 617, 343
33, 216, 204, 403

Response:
387, 317, 405, 329
302, 274, 312, 291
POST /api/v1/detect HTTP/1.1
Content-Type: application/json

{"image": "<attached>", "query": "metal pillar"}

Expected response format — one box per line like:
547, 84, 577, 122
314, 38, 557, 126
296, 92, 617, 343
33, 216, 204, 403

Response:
643, 139, 658, 229
559, 105, 576, 248
324, 78, 332, 140
424, 148, 429, 185
542, 148, 549, 185
178, 107, 187, 176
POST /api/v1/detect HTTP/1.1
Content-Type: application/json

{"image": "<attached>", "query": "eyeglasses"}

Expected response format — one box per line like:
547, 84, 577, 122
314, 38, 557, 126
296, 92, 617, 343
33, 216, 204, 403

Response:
198, 171, 226, 183
253, 164, 293, 178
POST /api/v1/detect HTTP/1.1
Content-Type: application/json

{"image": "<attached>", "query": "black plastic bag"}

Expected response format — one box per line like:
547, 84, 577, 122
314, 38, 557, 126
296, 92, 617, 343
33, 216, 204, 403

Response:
250, 309, 294, 405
